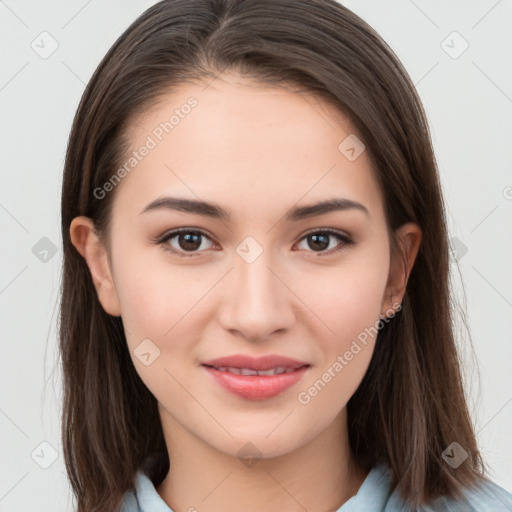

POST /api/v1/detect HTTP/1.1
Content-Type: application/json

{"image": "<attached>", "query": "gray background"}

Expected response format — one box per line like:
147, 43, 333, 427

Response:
0, 0, 511, 510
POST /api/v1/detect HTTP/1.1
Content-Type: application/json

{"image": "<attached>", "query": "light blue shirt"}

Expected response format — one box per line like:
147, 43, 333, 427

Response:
121, 463, 512, 511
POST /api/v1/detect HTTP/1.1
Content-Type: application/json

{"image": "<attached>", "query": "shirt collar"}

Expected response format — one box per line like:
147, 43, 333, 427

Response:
132, 463, 394, 512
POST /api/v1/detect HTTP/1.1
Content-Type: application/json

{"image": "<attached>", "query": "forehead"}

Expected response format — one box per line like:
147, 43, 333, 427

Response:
114, 72, 384, 224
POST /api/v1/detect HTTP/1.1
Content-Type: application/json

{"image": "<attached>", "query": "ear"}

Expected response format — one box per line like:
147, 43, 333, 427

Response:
381, 222, 422, 317
69, 216, 122, 316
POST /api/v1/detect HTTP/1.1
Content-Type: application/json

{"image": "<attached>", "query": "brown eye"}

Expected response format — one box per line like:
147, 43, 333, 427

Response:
175, 232, 202, 251
296, 229, 353, 255
159, 229, 215, 256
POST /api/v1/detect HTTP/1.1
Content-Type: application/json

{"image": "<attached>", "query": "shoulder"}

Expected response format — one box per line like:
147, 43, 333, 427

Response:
437, 477, 512, 512
385, 473, 512, 512
119, 469, 172, 512
120, 487, 139, 512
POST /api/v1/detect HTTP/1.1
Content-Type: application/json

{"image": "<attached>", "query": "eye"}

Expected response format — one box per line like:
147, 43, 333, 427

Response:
156, 228, 216, 257
295, 229, 354, 256
154, 227, 354, 258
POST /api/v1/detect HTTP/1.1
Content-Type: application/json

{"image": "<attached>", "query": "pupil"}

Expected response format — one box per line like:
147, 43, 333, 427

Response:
309, 233, 329, 251
180, 232, 201, 251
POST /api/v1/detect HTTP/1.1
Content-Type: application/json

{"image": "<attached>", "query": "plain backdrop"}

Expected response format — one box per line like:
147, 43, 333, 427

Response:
0, 1, 511, 510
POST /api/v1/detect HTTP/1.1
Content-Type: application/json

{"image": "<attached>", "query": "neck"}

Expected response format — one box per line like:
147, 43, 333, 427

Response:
156, 409, 368, 512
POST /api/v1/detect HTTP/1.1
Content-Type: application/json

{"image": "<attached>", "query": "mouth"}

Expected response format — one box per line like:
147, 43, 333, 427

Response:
201, 353, 309, 371
200, 354, 311, 400
202, 365, 303, 376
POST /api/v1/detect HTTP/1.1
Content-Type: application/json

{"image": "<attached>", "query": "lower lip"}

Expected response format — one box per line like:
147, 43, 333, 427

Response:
202, 365, 309, 400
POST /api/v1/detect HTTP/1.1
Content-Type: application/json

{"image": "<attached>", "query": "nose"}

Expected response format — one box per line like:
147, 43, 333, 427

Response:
217, 247, 295, 342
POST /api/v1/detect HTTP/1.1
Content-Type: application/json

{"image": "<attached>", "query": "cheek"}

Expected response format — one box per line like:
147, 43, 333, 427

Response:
296, 252, 389, 344
112, 252, 211, 376
111, 239, 194, 339
113, 262, 201, 406
294, 249, 389, 406
115, 273, 176, 343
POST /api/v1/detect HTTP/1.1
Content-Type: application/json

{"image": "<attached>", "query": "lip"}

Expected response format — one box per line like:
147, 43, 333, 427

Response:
201, 354, 310, 401
202, 365, 309, 400
201, 354, 308, 371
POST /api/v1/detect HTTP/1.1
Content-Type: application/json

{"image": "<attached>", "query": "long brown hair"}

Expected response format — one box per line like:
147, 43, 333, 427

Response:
59, 0, 484, 510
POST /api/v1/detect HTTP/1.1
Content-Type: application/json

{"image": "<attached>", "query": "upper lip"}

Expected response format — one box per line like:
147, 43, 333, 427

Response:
201, 354, 309, 371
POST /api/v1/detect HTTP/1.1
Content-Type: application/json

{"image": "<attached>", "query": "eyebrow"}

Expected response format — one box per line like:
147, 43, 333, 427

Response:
140, 196, 370, 221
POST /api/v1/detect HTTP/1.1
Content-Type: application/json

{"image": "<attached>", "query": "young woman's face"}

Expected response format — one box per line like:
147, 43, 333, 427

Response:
90, 72, 410, 459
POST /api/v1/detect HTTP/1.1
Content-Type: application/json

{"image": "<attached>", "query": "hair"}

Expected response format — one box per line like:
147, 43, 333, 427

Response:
59, 0, 486, 510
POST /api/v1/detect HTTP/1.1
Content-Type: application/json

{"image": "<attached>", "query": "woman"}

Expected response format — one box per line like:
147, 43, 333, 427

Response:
59, 0, 512, 510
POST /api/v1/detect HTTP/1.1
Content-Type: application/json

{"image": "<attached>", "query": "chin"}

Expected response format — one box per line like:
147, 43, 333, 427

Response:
210, 428, 313, 462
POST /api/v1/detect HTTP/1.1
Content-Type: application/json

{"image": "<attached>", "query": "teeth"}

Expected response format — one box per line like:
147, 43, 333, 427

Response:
240, 368, 259, 376
213, 366, 297, 376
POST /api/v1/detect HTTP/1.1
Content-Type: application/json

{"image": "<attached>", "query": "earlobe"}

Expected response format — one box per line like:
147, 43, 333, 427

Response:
382, 222, 422, 315
69, 216, 122, 317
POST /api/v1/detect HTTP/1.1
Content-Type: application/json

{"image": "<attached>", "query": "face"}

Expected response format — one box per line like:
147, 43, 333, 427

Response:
78, 72, 411, 460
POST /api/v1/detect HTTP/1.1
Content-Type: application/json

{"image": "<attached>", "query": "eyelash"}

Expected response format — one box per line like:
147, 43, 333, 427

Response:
153, 227, 354, 258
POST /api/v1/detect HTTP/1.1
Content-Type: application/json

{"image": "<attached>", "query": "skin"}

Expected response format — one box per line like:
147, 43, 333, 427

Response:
70, 71, 421, 512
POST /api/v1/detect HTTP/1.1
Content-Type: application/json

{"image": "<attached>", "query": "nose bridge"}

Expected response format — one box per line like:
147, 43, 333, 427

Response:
219, 240, 293, 341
